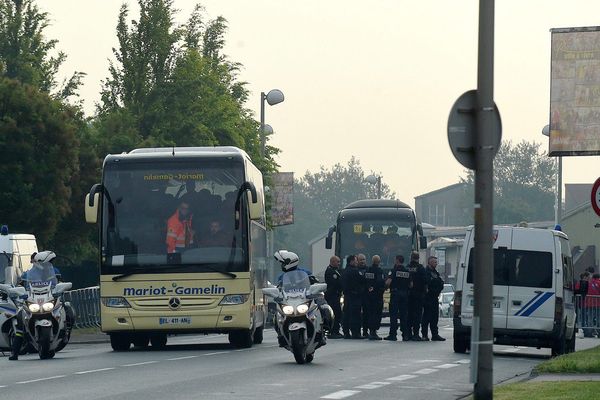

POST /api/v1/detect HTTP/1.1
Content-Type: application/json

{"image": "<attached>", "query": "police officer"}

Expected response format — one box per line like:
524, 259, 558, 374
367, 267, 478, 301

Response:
385, 254, 411, 341
356, 253, 369, 338
324, 256, 343, 339
342, 255, 363, 339
422, 256, 446, 341
365, 255, 386, 340
407, 251, 427, 341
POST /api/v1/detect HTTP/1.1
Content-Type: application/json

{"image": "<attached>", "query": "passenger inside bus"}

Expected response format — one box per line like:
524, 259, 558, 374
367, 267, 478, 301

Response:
198, 220, 231, 247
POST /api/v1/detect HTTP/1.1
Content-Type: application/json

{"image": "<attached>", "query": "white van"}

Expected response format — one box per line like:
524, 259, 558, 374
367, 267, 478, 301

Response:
453, 226, 576, 356
0, 229, 39, 285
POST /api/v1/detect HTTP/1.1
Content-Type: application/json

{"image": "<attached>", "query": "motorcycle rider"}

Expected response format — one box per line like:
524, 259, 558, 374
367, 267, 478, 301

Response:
273, 250, 333, 346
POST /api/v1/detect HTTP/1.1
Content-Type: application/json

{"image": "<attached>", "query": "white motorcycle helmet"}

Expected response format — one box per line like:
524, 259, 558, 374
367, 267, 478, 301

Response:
34, 250, 57, 264
274, 250, 299, 272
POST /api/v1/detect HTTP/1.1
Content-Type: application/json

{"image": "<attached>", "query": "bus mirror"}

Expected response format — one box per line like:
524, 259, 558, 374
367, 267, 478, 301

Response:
325, 225, 335, 249
420, 236, 428, 249
243, 181, 258, 204
417, 223, 424, 236
85, 193, 100, 224
88, 183, 103, 207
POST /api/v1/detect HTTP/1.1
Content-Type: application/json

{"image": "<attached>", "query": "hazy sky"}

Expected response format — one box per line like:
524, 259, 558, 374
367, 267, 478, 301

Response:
39, 0, 599, 207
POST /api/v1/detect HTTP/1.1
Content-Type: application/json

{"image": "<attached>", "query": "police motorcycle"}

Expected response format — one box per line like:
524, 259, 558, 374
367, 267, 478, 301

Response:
12, 252, 72, 359
263, 250, 331, 364
0, 252, 26, 355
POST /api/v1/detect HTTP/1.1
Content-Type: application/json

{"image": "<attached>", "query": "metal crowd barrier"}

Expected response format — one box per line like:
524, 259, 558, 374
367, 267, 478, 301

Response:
575, 294, 600, 336
63, 286, 100, 329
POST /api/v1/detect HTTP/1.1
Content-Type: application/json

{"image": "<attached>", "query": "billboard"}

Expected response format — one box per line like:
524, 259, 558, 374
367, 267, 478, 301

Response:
271, 172, 294, 226
550, 27, 600, 156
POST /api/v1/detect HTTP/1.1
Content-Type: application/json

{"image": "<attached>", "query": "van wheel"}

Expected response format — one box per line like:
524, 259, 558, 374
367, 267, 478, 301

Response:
453, 333, 468, 354
551, 328, 566, 357
566, 327, 576, 353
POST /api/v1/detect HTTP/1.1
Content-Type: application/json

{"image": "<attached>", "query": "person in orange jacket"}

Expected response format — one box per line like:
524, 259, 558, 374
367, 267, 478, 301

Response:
166, 200, 195, 253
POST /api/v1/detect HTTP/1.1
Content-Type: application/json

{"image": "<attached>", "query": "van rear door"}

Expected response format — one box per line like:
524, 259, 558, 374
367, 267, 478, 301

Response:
506, 231, 555, 331
462, 229, 511, 329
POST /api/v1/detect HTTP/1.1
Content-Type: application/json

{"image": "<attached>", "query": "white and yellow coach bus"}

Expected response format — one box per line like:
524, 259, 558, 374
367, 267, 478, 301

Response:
85, 147, 268, 351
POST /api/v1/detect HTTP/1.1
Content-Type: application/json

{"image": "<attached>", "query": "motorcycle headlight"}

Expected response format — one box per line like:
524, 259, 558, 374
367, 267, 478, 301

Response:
282, 305, 294, 315
42, 302, 55, 312
296, 304, 309, 314
28, 303, 41, 313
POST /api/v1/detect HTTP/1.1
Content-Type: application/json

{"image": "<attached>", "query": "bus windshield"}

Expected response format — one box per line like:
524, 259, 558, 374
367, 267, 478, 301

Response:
101, 159, 248, 274
338, 218, 415, 268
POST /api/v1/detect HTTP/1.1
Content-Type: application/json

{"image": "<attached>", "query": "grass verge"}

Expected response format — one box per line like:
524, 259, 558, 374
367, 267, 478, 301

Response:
494, 382, 600, 400
534, 345, 600, 374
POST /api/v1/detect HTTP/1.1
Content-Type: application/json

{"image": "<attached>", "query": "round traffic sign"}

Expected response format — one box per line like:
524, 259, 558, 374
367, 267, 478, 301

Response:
592, 177, 600, 217
447, 90, 502, 170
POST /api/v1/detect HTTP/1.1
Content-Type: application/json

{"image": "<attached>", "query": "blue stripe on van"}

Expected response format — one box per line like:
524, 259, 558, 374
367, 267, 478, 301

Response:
519, 292, 554, 317
514, 292, 543, 316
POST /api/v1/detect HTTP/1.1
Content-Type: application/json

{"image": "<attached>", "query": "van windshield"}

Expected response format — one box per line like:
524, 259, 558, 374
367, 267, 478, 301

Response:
467, 248, 553, 288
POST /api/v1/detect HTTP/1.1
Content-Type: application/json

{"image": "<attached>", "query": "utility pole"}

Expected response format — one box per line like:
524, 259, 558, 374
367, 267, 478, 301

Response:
473, 1, 495, 398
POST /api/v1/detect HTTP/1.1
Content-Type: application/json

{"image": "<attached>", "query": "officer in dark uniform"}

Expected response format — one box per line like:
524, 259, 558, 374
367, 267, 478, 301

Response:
365, 255, 386, 340
422, 256, 446, 341
342, 255, 363, 339
324, 256, 343, 339
357, 253, 369, 338
407, 251, 427, 341
384, 254, 411, 341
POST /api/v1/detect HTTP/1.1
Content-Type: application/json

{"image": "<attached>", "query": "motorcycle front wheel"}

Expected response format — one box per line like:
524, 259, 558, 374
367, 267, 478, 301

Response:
38, 326, 55, 359
290, 330, 307, 364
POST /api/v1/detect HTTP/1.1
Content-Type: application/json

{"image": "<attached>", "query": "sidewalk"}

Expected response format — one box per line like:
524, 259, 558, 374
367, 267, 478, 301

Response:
70, 329, 110, 344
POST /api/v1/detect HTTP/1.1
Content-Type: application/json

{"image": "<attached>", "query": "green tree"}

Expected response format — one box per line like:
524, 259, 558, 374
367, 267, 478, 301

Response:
0, 0, 84, 100
0, 77, 79, 244
298, 157, 395, 223
96, 1, 277, 173
461, 140, 557, 224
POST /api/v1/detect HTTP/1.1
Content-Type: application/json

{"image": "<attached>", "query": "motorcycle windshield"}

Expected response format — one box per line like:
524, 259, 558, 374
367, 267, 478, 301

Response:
25, 262, 58, 288
281, 270, 311, 293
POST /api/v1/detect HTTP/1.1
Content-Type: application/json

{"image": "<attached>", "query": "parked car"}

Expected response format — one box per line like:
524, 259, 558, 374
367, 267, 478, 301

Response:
439, 292, 454, 318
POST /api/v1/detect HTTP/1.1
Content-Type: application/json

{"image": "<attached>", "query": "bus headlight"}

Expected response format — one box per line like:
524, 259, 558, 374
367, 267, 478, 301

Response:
28, 303, 41, 313
282, 305, 294, 315
219, 294, 249, 305
296, 304, 309, 314
101, 297, 131, 308
42, 302, 55, 312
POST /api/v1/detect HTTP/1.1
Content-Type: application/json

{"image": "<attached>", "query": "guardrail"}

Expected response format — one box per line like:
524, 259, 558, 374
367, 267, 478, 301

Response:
63, 286, 100, 329
575, 294, 600, 337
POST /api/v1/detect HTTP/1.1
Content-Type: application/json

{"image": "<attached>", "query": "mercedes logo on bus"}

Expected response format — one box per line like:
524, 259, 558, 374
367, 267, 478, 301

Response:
168, 297, 181, 310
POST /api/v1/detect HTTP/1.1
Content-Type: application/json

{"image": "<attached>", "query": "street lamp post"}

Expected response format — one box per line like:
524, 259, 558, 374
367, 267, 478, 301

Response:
542, 125, 562, 226
260, 89, 285, 158
366, 174, 382, 199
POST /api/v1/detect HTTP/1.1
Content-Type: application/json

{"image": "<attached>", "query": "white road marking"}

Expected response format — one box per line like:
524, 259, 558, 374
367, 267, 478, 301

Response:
122, 361, 158, 367
415, 368, 437, 374
354, 381, 391, 389
321, 390, 361, 399
456, 359, 470, 364
75, 368, 115, 375
386, 374, 417, 381
167, 355, 199, 361
16, 375, 66, 384
434, 363, 460, 369
205, 351, 230, 356
415, 359, 441, 363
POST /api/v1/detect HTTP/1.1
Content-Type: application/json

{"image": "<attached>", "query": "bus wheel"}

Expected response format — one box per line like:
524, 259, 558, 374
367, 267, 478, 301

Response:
229, 330, 253, 348
253, 326, 264, 345
133, 335, 150, 348
150, 334, 168, 349
110, 333, 131, 352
